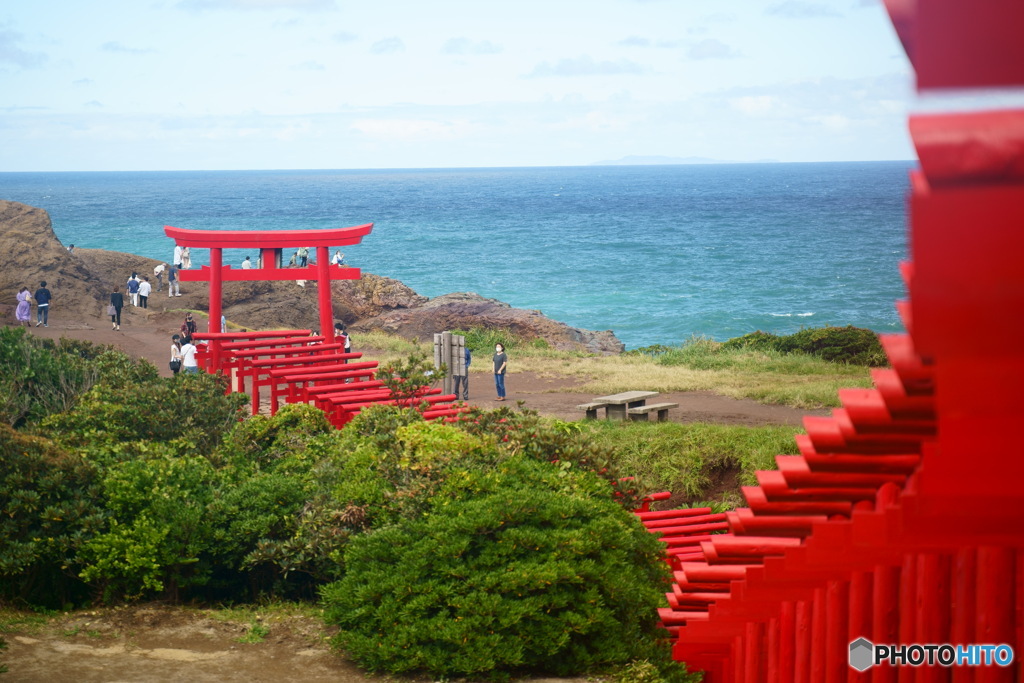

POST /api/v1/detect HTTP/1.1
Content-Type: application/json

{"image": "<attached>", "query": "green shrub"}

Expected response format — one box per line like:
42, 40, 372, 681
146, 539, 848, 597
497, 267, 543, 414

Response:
322, 455, 670, 679
453, 327, 550, 353
0, 328, 99, 428
0, 425, 102, 607
722, 326, 887, 366
217, 403, 334, 473
77, 448, 220, 602
43, 372, 247, 461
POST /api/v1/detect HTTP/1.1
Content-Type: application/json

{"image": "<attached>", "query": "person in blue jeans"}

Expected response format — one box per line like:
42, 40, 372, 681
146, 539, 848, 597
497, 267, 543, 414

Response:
34, 280, 51, 326
492, 343, 507, 401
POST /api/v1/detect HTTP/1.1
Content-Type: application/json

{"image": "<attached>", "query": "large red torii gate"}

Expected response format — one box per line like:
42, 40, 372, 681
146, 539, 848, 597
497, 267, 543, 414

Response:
163, 223, 373, 344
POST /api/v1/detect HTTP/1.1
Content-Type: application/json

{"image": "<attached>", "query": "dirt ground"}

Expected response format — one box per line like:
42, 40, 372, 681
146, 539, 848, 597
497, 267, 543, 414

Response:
0, 604, 592, 683
5, 306, 824, 682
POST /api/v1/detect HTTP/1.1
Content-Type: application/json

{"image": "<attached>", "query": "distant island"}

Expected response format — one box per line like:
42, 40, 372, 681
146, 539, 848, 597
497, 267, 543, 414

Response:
591, 155, 779, 166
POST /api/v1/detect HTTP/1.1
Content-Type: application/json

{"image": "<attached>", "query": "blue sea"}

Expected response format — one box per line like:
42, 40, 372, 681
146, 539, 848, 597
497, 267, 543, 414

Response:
0, 162, 911, 349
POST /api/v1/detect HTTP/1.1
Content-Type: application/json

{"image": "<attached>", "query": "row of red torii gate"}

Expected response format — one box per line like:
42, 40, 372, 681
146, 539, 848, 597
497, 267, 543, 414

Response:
163, 223, 465, 427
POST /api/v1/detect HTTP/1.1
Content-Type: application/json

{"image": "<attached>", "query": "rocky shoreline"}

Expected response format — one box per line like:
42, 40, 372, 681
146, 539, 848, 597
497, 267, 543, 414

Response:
0, 200, 624, 354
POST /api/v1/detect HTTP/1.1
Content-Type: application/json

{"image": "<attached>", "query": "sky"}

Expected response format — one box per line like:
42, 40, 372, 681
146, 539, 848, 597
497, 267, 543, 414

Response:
0, 0, 914, 172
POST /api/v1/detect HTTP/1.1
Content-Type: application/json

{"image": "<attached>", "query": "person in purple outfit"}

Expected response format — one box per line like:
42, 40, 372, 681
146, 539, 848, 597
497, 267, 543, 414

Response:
15, 287, 31, 326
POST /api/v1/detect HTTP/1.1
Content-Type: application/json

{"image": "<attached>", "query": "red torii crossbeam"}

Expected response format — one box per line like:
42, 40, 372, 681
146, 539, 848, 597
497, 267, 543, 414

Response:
164, 223, 373, 353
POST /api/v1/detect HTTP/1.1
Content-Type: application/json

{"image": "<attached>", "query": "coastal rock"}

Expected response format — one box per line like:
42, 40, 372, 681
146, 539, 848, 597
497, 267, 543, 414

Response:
0, 201, 624, 353
0, 201, 108, 321
355, 291, 625, 354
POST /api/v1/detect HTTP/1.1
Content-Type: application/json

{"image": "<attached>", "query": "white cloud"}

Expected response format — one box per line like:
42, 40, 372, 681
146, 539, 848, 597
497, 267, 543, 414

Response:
687, 38, 739, 60
0, 26, 47, 68
731, 95, 776, 115
766, 2, 842, 18
805, 113, 851, 130
101, 42, 156, 55
351, 118, 465, 141
526, 56, 648, 78
441, 37, 502, 55
369, 37, 404, 54
176, 0, 336, 11
332, 31, 357, 44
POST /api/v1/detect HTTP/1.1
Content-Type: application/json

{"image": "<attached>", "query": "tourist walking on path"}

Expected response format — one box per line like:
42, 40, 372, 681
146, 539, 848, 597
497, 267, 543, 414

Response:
138, 277, 152, 309
454, 345, 471, 400
34, 281, 51, 327
169, 335, 183, 375
493, 343, 508, 401
109, 287, 124, 330
180, 338, 200, 374
154, 263, 166, 292
168, 265, 180, 297
15, 287, 31, 326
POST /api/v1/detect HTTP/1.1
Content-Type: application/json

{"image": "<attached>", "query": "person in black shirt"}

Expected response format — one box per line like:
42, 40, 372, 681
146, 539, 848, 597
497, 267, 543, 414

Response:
34, 281, 52, 327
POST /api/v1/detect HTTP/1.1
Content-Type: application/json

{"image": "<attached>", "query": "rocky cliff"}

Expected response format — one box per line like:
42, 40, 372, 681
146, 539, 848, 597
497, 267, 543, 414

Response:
0, 201, 624, 354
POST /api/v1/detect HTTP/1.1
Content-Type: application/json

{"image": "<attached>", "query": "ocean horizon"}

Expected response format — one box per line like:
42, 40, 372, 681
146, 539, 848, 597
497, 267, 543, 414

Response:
1, 161, 913, 349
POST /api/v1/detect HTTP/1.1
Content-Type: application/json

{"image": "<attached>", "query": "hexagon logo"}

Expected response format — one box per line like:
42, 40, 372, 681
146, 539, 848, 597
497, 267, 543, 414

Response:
849, 637, 874, 672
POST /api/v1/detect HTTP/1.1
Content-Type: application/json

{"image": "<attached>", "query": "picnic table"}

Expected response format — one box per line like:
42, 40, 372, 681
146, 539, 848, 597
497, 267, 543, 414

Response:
585, 391, 660, 420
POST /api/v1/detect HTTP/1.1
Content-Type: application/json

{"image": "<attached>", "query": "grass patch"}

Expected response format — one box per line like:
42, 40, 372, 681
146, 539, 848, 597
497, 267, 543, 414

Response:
0, 608, 54, 635
579, 420, 801, 502
356, 330, 873, 409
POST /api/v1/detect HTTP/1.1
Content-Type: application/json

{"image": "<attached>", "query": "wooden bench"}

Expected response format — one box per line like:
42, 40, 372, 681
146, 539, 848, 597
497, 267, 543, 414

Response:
627, 402, 678, 422
577, 402, 606, 420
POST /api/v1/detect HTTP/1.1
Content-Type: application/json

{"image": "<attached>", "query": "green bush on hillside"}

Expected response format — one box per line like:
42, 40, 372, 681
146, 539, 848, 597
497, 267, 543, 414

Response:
0, 424, 103, 607
322, 455, 670, 679
453, 326, 551, 353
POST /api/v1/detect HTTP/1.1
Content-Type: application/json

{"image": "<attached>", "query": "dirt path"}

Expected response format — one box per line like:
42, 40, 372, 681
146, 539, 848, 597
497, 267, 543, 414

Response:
23, 306, 822, 428
0, 604, 586, 683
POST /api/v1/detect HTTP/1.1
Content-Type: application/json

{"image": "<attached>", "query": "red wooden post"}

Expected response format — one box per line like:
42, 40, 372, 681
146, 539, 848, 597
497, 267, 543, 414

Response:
209, 246, 223, 372
316, 245, 332, 341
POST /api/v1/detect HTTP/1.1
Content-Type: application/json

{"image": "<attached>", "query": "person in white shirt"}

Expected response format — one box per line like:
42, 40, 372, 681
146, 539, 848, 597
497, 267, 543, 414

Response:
154, 263, 166, 292
180, 340, 200, 373
331, 250, 345, 266
241, 256, 252, 269
173, 245, 183, 269
138, 277, 152, 309
181, 247, 192, 269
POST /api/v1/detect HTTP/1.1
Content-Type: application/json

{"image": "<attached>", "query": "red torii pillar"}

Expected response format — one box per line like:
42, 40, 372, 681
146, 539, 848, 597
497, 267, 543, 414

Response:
164, 223, 373, 369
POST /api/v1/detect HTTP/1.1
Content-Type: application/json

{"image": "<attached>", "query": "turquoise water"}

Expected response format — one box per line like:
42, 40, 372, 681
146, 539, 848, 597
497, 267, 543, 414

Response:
0, 162, 912, 348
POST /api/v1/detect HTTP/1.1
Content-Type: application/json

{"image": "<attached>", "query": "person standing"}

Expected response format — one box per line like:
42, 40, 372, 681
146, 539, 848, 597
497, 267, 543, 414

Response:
492, 343, 508, 401
454, 345, 471, 401
298, 246, 309, 267
180, 337, 200, 374
109, 287, 124, 330
168, 265, 180, 297
154, 263, 166, 292
181, 247, 192, 269
15, 287, 31, 327
169, 334, 183, 375
34, 281, 52, 327
138, 277, 152, 309
173, 245, 183, 269
126, 273, 141, 307
241, 256, 252, 269
180, 312, 197, 344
